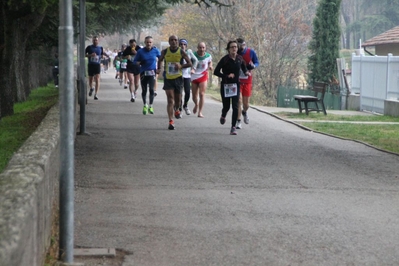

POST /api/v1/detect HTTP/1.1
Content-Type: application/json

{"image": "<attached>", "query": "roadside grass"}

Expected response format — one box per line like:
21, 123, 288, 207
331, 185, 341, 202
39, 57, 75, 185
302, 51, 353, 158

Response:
275, 112, 399, 154
275, 111, 399, 122
0, 85, 59, 172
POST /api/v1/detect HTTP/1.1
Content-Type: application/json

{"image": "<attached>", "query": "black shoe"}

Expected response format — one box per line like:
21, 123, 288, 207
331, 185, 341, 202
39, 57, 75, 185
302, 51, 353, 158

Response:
168, 120, 175, 130
89, 88, 94, 96
220, 116, 226, 125
94, 95, 98, 100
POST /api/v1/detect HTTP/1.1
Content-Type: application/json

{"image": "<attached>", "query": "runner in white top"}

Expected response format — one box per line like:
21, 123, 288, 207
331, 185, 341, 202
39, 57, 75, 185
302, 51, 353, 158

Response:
191, 42, 212, 118
179, 38, 198, 116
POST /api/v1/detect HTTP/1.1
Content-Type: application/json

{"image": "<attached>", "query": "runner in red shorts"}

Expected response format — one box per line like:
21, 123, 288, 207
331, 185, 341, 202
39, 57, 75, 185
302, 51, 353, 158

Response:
191, 42, 213, 118
236, 37, 259, 128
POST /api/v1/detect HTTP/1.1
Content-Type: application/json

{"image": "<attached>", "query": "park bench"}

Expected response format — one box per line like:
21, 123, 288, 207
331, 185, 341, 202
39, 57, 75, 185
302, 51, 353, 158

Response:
294, 81, 328, 115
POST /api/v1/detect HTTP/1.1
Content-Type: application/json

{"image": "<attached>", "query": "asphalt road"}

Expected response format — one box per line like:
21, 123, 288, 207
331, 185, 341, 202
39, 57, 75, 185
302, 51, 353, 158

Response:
74, 71, 399, 266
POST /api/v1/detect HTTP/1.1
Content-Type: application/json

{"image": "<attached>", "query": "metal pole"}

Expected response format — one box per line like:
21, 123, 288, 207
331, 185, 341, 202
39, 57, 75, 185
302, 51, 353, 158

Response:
78, 0, 87, 134
59, 0, 75, 263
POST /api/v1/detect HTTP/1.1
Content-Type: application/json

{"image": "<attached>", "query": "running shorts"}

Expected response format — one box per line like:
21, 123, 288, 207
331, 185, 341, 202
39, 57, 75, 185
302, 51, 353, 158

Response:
163, 76, 183, 94
240, 82, 252, 97
88, 64, 101, 76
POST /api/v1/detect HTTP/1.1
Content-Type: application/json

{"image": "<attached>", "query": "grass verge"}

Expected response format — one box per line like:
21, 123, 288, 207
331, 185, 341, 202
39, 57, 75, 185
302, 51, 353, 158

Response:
0, 85, 59, 172
275, 112, 399, 154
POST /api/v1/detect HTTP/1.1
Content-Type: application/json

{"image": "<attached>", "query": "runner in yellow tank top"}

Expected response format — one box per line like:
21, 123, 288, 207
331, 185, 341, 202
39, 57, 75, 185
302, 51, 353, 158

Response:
157, 35, 192, 130
164, 47, 183, 80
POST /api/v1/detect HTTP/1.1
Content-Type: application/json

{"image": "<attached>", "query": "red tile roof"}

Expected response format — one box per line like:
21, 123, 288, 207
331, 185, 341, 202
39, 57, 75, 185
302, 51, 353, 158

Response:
362, 25, 399, 47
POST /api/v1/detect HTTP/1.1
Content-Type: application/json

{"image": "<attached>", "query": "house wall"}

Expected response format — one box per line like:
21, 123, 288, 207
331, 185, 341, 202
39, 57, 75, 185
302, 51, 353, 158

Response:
376, 44, 399, 56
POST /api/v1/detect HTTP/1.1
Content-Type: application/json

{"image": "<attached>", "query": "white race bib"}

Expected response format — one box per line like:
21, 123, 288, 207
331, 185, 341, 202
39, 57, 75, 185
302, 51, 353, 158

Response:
239, 69, 248, 79
224, 83, 238, 97
90, 55, 100, 63
145, 70, 155, 76
167, 62, 179, 74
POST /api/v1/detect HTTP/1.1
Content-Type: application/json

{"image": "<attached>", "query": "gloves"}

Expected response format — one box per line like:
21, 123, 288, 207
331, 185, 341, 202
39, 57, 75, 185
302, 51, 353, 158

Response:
246, 63, 255, 70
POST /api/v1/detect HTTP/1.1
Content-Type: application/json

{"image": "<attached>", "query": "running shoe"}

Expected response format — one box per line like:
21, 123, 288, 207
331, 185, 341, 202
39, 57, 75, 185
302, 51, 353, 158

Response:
220, 116, 226, 125
184, 106, 191, 115
236, 120, 242, 129
242, 111, 250, 124
149, 107, 154, 114
168, 120, 175, 130
130, 94, 135, 102
124, 84, 128, 89
143, 105, 148, 115
94, 95, 98, 100
174, 110, 182, 119
89, 88, 94, 96
230, 126, 237, 135
154, 91, 158, 97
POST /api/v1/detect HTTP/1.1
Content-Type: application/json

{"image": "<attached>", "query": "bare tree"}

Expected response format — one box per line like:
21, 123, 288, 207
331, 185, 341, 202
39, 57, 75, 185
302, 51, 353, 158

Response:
159, 0, 317, 105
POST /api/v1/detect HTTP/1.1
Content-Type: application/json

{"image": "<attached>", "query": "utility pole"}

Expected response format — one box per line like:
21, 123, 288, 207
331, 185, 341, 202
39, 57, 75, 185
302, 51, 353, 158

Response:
58, 0, 76, 263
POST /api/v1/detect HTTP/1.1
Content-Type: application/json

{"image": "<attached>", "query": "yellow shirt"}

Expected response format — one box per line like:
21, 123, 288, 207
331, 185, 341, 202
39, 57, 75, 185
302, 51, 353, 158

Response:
164, 47, 182, 79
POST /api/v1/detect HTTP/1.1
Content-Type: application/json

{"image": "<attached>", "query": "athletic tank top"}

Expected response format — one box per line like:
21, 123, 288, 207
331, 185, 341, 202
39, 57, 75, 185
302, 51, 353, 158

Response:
164, 47, 183, 79
239, 48, 253, 84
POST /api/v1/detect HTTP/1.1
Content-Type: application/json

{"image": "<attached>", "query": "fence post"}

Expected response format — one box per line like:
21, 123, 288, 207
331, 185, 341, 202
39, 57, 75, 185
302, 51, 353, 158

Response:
359, 53, 363, 111
386, 53, 392, 99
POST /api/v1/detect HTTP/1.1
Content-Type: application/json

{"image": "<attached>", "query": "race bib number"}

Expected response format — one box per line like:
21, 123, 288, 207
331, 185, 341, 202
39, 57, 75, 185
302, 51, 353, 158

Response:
145, 70, 155, 76
239, 69, 248, 79
197, 61, 206, 71
121, 61, 127, 69
224, 83, 238, 97
90, 55, 100, 63
167, 62, 179, 74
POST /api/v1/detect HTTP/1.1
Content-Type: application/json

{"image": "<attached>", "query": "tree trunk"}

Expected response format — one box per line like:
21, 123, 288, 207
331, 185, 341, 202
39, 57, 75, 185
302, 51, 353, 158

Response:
0, 3, 46, 118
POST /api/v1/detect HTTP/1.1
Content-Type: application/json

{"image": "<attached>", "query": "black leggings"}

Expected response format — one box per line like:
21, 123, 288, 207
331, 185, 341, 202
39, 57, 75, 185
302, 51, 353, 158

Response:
141, 74, 155, 105
182, 77, 191, 108
220, 83, 240, 127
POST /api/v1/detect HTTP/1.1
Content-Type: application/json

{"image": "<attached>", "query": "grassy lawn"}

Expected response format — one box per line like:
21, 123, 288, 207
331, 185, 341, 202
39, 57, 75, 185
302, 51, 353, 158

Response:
275, 112, 399, 154
275, 112, 399, 122
0, 85, 59, 172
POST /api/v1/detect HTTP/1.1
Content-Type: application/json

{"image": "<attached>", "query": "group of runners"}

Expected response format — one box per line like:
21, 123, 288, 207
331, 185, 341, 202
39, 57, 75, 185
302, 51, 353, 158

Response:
85, 34, 259, 135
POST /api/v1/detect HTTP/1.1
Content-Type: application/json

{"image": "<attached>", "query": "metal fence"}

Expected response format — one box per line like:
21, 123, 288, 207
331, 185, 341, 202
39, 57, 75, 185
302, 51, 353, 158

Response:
277, 86, 342, 110
351, 53, 399, 113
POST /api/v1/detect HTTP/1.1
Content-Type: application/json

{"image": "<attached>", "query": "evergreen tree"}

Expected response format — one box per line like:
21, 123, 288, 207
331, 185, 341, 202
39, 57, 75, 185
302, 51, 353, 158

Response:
308, 0, 342, 84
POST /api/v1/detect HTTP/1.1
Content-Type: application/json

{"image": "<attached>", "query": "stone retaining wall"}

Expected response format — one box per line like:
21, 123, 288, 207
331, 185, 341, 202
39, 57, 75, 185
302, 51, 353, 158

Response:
0, 83, 79, 265
0, 104, 61, 266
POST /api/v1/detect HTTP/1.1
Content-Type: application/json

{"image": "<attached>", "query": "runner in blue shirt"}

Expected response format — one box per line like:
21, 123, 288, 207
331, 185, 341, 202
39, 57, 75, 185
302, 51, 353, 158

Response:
133, 36, 161, 115
85, 36, 105, 100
